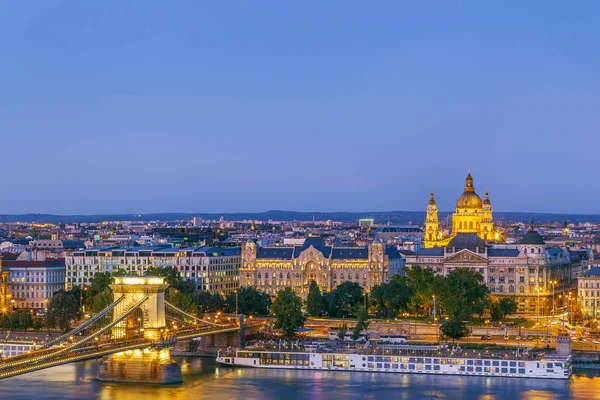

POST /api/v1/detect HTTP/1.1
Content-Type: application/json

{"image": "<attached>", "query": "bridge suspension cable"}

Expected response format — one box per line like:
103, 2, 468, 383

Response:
45, 295, 126, 348
0, 296, 149, 370
164, 301, 225, 327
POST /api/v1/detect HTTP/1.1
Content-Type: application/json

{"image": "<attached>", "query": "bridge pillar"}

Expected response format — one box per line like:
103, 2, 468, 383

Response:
109, 276, 169, 341
97, 276, 182, 384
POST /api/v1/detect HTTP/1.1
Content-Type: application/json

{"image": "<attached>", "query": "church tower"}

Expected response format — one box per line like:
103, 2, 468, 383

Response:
424, 191, 440, 247
480, 189, 495, 241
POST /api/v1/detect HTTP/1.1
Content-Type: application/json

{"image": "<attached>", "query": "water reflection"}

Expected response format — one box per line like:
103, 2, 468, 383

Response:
0, 357, 596, 400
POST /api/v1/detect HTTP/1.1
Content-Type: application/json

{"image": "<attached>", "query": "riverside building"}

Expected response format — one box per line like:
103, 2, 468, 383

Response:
240, 236, 402, 297
65, 245, 240, 294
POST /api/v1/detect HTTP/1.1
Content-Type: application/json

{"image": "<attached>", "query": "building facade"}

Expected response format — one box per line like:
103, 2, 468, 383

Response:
405, 230, 573, 315
424, 171, 501, 248
578, 258, 600, 318
2, 259, 65, 310
65, 245, 240, 295
240, 236, 400, 297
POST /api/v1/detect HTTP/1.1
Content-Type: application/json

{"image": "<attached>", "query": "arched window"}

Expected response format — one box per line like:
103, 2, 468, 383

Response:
265, 273, 269, 279
333, 273, 337, 279
524, 248, 527, 254
279, 273, 283, 279
469, 221, 473, 229
429, 233, 432, 240
287, 273, 290, 279
538, 248, 541, 254
355, 273, 359, 280
484, 234, 488, 240
499, 285, 504, 293
519, 286, 524, 293
257, 273, 262, 279
509, 285, 515, 293
246, 273, 250, 279
490, 286, 496, 293
341, 273, 345, 281
459, 221, 463, 229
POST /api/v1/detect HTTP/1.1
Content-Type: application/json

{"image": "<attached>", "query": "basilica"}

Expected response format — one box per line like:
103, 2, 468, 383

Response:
424, 171, 500, 248
408, 171, 576, 315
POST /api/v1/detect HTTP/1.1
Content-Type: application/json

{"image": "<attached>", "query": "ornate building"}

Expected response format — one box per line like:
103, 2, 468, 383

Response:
240, 236, 401, 297
406, 229, 574, 315
0, 256, 10, 311
424, 170, 500, 248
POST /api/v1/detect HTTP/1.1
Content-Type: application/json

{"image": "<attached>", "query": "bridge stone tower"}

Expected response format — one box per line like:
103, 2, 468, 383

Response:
97, 276, 182, 384
110, 276, 169, 341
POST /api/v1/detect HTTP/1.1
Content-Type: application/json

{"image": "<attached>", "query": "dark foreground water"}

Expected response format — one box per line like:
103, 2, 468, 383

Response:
1, 357, 599, 400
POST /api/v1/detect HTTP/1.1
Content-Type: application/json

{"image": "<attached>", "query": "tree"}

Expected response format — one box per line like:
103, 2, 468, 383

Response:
47, 292, 79, 332
91, 288, 114, 314
437, 268, 489, 321
473, 296, 491, 321
32, 318, 44, 332
331, 282, 364, 318
8, 312, 20, 330
321, 292, 337, 317
306, 281, 323, 317
352, 306, 370, 341
490, 302, 504, 322
405, 266, 436, 315
196, 292, 225, 313
271, 288, 306, 338
224, 287, 270, 316
19, 311, 33, 331
370, 275, 413, 318
440, 318, 469, 344
167, 289, 197, 316
498, 297, 518, 317
338, 322, 348, 341
85, 272, 112, 309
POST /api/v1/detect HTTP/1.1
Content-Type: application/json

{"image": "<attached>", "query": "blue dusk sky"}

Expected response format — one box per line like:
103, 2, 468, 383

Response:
1, 1, 599, 215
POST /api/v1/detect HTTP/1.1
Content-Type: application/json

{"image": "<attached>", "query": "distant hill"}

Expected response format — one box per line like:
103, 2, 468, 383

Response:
0, 210, 598, 224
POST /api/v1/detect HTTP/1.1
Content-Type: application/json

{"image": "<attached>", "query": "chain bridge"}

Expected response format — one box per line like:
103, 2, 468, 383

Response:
0, 276, 249, 383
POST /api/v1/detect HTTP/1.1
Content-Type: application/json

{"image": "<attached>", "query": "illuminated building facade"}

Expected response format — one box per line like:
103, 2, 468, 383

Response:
406, 229, 574, 315
66, 246, 240, 295
424, 171, 500, 248
240, 236, 401, 297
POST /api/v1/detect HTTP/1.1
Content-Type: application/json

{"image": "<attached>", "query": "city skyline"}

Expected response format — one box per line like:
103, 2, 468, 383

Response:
1, 2, 599, 214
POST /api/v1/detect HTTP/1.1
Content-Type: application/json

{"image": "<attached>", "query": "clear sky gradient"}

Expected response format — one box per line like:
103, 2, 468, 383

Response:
1, 1, 599, 215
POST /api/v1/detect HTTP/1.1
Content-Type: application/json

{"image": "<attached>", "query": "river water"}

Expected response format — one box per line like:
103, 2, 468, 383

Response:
1, 357, 599, 400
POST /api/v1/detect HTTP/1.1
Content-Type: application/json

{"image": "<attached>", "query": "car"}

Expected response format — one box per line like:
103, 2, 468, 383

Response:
515, 336, 521, 341
592, 340, 600, 344
486, 335, 492, 340
480, 335, 487, 340
527, 336, 534, 341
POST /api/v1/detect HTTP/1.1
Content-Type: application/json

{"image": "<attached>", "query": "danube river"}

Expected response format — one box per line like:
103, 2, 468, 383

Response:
1, 357, 599, 400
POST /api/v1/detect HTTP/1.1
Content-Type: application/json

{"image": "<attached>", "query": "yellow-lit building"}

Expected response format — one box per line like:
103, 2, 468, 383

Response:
424, 171, 501, 248
0, 256, 10, 311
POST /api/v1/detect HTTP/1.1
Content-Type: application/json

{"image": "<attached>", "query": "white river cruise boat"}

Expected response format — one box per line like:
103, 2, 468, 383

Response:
217, 336, 572, 380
